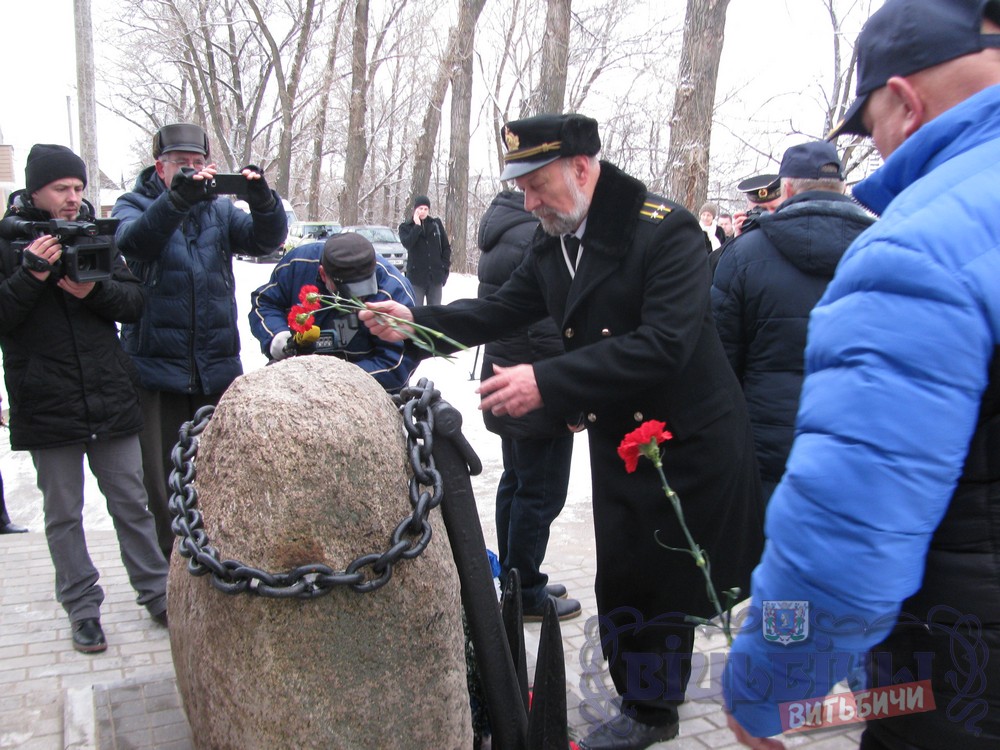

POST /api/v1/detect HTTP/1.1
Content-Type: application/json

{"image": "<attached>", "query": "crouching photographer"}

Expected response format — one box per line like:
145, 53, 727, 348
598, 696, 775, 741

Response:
0, 144, 168, 653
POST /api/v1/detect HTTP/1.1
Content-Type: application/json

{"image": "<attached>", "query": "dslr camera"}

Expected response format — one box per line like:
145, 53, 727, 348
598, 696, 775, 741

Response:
0, 216, 118, 283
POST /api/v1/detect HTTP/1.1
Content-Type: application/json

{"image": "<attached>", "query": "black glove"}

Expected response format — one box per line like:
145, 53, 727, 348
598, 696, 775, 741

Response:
168, 167, 212, 211
242, 164, 276, 213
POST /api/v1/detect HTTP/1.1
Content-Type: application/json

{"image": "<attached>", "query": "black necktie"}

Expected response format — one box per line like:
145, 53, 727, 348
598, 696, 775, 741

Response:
564, 235, 581, 266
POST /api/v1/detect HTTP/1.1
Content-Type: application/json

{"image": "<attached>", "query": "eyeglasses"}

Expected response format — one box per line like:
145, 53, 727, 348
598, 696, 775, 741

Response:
159, 157, 208, 169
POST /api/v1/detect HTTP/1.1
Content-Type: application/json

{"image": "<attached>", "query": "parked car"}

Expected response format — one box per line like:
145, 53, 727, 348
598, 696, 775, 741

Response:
233, 198, 299, 263
284, 221, 342, 253
339, 225, 407, 272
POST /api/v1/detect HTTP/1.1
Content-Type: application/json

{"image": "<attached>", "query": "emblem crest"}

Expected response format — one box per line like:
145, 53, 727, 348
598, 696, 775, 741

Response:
504, 127, 520, 152
762, 600, 809, 645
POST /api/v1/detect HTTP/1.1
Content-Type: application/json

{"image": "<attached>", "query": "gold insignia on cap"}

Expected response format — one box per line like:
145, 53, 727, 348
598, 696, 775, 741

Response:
504, 127, 520, 152
758, 188, 769, 199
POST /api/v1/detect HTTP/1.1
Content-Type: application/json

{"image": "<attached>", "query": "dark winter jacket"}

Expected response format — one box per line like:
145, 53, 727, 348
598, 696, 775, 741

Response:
477, 190, 567, 440
399, 215, 451, 288
711, 190, 875, 495
0, 192, 145, 450
112, 165, 287, 394
411, 162, 764, 701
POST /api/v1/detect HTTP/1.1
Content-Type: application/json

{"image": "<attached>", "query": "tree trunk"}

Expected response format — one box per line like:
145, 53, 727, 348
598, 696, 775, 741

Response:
529, 0, 571, 115
444, 0, 488, 273
74, 0, 100, 212
339, 0, 371, 225
308, 0, 350, 221
664, 0, 730, 211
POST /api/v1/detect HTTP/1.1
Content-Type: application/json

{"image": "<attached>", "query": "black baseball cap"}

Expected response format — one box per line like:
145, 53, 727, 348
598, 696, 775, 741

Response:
829, 0, 1000, 138
500, 113, 601, 180
779, 141, 844, 180
321, 232, 378, 298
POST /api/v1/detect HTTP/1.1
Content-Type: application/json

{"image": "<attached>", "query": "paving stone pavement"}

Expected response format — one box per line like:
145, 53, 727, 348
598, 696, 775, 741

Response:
0, 529, 862, 750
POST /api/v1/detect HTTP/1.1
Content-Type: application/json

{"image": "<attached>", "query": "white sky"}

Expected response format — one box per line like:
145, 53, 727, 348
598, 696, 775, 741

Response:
0, 0, 874, 195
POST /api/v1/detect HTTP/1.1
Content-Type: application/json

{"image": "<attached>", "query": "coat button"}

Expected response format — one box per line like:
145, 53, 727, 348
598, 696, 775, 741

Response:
587, 413, 597, 423
633, 412, 643, 422
564, 327, 575, 338
601, 328, 611, 337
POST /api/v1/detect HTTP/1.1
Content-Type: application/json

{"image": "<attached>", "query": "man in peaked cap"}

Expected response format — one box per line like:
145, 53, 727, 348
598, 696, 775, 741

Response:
726, 1, 1000, 748
733, 173, 782, 234
249, 232, 418, 393
712, 140, 874, 504
112, 122, 288, 562
361, 113, 764, 749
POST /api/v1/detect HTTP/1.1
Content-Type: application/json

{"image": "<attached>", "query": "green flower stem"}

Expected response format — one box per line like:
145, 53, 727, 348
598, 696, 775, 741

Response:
651, 458, 734, 646
313, 294, 468, 358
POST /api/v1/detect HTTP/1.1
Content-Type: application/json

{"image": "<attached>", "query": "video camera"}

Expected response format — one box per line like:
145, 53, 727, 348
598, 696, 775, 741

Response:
0, 216, 118, 283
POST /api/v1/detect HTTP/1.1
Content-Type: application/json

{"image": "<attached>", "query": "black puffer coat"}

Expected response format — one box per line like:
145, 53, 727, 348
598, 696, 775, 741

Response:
0, 192, 145, 450
711, 190, 875, 494
476, 190, 567, 440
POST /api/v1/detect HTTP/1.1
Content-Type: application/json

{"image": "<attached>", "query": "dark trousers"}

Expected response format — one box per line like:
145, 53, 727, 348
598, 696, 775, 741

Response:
495, 433, 573, 608
410, 283, 443, 307
0, 471, 10, 526
860, 728, 926, 750
138, 388, 222, 561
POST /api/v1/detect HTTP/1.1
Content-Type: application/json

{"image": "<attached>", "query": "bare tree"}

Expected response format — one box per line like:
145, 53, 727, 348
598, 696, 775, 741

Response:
664, 0, 731, 211
528, 0, 572, 114
338, 0, 371, 225
444, 0, 489, 270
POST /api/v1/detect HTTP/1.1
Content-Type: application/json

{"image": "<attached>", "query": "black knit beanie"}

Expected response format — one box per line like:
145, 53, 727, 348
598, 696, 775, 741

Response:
25, 144, 87, 195
413, 195, 430, 209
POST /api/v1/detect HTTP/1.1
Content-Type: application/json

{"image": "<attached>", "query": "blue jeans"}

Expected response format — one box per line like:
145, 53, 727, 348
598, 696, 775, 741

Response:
495, 433, 574, 609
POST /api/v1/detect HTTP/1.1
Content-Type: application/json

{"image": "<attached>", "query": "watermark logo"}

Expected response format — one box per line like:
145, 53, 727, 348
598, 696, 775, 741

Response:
762, 600, 809, 645
779, 680, 936, 733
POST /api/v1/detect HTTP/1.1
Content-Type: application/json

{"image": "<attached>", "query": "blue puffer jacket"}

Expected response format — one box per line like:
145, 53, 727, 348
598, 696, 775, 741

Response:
112, 166, 287, 394
712, 191, 874, 497
725, 84, 1000, 747
248, 241, 418, 393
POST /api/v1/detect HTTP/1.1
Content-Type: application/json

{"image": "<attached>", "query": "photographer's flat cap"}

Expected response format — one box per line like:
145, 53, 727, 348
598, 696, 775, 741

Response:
737, 173, 781, 203
153, 123, 210, 159
779, 141, 844, 180
828, 0, 1000, 138
321, 232, 378, 298
500, 113, 601, 180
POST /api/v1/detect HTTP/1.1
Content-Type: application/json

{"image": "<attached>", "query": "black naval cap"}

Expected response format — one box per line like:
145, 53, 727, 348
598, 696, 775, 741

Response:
737, 173, 781, 204
500, 113, 601, 180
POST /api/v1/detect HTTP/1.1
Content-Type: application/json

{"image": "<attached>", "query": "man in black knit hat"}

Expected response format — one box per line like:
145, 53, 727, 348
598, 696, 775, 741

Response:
398, 194, 451, 306
0, 144, 168, 652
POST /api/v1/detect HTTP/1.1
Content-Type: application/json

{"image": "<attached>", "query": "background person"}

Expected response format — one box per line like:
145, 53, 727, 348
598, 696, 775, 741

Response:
725, 1, 1000, 748
0, 144, 168, 653
399, 195, 451, 306
112, 122, 288, 562
476, 189, 579, 622
711, 140, 875, 502
363, 113, 764, 750
249, 232, 418, 393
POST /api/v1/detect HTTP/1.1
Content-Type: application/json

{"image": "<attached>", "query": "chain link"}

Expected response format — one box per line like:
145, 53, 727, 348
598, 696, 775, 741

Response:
167, 378, 447, 597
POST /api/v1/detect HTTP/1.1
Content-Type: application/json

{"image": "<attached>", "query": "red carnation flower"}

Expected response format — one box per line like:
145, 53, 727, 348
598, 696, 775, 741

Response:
616, 420, 673, 473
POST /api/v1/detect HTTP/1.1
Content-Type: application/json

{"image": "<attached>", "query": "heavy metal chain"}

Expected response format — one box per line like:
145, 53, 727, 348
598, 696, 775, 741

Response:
167, 378, 446, 597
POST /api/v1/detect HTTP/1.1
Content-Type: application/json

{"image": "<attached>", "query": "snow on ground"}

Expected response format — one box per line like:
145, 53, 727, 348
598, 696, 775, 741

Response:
2, 263, 595, 569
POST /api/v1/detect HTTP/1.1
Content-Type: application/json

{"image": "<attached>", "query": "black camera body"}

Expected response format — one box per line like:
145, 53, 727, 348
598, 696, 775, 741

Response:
179, 168, 248, 197
0, 216, 118, 283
